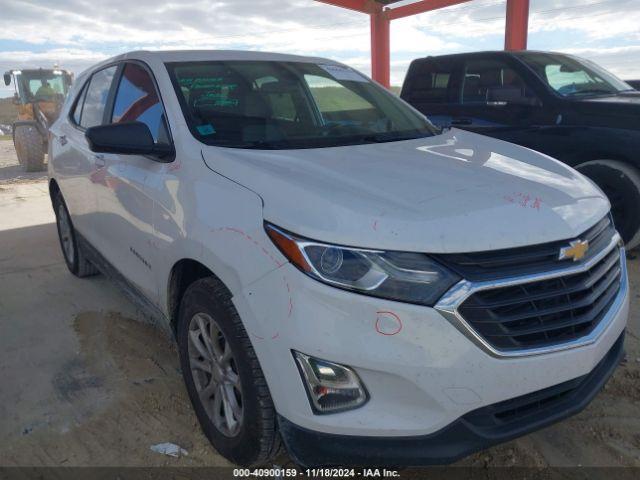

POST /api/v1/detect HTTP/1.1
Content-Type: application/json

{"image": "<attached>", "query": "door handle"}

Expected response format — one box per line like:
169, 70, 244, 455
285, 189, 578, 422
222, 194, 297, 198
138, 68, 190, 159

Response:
94, 154, 106, 168
59, 135, 67, 146
451, 118, 472, 126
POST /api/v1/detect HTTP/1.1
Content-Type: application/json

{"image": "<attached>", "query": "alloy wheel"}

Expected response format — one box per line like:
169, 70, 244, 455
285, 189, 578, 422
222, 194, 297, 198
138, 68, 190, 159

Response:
188, 312, 243, 437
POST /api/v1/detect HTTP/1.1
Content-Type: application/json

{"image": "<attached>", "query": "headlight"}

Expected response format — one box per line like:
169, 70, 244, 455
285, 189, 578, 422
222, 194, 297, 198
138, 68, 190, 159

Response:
265, 223, 460, 306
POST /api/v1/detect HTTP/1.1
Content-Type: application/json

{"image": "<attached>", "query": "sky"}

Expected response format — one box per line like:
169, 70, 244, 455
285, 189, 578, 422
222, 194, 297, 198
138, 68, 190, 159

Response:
1, 0, 640, 97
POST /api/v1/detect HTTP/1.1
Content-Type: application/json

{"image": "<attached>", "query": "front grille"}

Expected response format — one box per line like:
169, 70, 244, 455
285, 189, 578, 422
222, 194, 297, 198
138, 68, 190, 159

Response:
458, 246, 622, 351
434, 215, 615, 281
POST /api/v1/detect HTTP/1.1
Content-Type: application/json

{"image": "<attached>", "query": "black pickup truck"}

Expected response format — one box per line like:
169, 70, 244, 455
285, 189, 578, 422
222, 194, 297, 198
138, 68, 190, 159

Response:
401, 51, 640, 249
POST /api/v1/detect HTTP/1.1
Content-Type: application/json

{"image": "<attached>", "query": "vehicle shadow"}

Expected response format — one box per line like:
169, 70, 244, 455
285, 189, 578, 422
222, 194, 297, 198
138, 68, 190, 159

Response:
0, 221, 230, 467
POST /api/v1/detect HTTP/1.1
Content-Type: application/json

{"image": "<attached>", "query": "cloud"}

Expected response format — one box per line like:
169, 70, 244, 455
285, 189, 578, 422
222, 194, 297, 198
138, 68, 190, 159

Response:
391, 0, 640, 41
559, 45, 640, 79
0, 49, 107, 64
1, 0, 640, 97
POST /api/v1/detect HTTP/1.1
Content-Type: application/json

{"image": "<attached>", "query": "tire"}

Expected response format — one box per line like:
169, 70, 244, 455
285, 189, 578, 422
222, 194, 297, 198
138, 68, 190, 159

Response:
177, 277, 283, 467
13, 124, 46, 172
52, 190, 100, 278
576, 160, 640, 250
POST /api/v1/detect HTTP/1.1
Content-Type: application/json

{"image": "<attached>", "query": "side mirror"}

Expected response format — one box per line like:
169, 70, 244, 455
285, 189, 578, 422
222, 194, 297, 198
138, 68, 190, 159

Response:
85, 122, 174, 161
3, 72, 11, 86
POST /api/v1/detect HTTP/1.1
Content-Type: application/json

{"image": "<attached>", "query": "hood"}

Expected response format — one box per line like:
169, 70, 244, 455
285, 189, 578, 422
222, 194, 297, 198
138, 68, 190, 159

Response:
201, 129, 609, 253
580, 91, 640, 106
572, 91, 640, 125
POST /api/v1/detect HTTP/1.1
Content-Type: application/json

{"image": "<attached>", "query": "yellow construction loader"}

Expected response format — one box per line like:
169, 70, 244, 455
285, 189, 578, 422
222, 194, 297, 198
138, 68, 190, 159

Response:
3, 68, 73, 171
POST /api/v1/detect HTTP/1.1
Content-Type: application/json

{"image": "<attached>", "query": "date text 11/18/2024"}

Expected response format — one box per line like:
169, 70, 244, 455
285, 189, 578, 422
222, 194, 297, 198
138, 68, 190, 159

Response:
233, 468, 401, 477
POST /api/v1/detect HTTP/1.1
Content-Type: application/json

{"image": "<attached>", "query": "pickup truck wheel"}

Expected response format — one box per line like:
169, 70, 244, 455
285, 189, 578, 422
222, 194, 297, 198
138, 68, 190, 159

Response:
53, 191, 100, 277
177, 277, 283, 467
576, 160, 640, 250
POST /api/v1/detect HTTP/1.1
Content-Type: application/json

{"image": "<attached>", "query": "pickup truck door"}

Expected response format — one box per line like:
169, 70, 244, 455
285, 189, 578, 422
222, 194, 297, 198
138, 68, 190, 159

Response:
450, 57, 556, 148
92, 61, 172, 304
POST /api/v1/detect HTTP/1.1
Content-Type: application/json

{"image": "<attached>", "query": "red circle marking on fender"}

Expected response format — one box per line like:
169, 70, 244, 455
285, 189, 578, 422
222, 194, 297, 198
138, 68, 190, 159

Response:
375, 311, 403, 336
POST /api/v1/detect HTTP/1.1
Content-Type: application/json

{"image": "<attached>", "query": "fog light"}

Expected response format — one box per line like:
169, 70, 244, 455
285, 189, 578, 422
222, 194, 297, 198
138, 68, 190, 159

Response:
293, 351, 368, 414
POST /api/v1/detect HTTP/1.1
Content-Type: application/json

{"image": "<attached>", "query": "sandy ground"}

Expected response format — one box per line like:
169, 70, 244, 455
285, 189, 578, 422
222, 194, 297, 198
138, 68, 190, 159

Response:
0, 183, 229, 467
0, 139, 638, 469
0, 139, 48, 184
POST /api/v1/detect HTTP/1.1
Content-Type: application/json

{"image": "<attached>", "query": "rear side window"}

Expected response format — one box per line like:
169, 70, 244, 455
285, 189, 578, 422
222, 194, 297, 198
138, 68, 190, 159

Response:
80, 66, 117, 128
111, 63, 170, 144
402, 60, 455, 104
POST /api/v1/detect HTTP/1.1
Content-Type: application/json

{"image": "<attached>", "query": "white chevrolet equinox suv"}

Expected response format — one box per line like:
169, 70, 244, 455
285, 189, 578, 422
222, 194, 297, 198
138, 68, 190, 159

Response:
49, 50, 629, 467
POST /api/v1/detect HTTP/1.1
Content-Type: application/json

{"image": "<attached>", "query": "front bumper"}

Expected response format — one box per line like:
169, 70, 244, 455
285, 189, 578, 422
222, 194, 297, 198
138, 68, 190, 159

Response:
278, 331, 625, 467
235, 258, 628, 436
231, 232, 629, 467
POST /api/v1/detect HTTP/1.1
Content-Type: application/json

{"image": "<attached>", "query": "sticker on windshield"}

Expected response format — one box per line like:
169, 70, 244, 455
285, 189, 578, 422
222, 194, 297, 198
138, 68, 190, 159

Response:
319, 64, 368, 83
196, 124, 216, 136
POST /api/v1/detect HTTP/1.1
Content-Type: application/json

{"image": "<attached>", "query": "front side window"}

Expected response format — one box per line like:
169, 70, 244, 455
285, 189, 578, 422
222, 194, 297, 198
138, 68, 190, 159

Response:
462, 59, 538, 105
520, 53, 633, 97
111, 63, 170, 144
166, 61, 437, 149
80, 66, 117, 128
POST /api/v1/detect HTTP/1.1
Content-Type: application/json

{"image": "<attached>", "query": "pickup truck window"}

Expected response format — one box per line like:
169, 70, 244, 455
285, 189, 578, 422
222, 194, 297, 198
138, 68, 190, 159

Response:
166, 60, 437, 149
403, 60, 454, 104
520, 53, 632, 97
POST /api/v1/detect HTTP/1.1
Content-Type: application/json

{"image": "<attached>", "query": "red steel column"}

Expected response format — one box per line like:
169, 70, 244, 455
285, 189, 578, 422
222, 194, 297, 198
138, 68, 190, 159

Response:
370, 5, 390, 88
505, 0, 530, 51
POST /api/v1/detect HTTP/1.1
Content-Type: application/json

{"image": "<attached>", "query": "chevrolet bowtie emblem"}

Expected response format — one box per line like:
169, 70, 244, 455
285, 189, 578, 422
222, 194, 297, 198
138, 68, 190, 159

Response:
559, 239, 589, 262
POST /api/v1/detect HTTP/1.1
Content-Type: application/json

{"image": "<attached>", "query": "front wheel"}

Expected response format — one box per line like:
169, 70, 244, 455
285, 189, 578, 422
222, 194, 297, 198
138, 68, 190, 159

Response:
576, 160, 640, 250
177, 277, 283, 466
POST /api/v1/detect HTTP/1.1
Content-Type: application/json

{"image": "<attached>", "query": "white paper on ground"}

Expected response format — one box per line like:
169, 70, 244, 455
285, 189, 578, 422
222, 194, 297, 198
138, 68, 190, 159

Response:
150, 442, 189, 457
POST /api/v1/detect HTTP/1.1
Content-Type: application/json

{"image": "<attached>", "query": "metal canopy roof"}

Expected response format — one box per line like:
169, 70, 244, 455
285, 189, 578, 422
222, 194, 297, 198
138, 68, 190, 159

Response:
316, 0, 531, 88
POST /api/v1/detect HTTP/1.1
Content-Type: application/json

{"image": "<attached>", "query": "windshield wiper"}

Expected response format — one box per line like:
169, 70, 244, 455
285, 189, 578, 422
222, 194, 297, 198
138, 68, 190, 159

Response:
223, 131, 433, 150
239, 139, 292, 149
360, 132, 430, 143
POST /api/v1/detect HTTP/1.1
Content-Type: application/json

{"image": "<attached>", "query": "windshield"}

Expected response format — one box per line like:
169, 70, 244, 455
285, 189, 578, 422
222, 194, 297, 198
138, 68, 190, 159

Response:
166, 61, 437, 149
520, 53, 633, 97
17, 71, 70, 102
